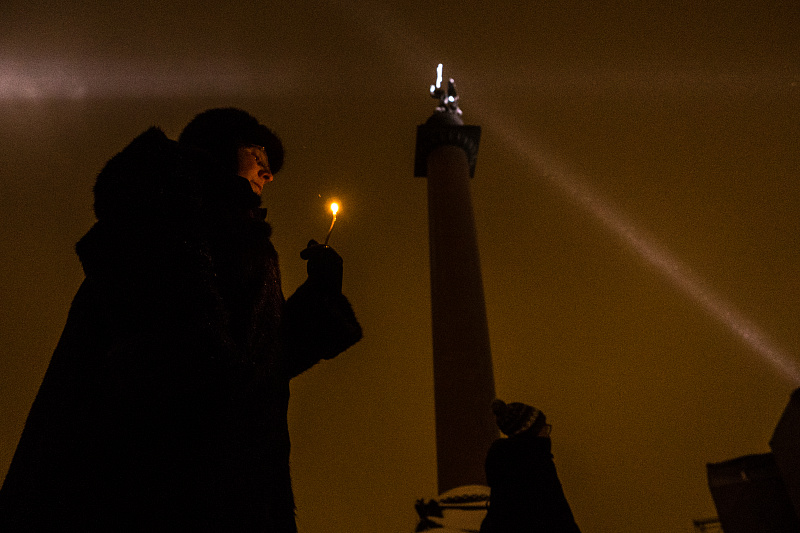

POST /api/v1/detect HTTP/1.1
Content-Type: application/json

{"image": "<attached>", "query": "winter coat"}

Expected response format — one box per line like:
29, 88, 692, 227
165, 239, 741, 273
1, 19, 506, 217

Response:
0, 128, 362, 532
480, 432, 581, 533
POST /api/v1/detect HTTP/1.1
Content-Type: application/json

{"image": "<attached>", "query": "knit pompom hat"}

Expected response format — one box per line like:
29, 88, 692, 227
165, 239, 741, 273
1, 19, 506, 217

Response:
491, 399, 546, 437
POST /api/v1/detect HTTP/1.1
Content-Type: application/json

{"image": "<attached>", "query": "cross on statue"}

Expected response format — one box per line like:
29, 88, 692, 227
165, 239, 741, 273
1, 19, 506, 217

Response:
429, 63, 462, 116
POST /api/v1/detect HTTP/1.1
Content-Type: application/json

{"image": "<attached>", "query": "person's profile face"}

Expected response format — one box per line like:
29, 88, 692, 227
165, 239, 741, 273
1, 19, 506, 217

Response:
237, 144, 273, 194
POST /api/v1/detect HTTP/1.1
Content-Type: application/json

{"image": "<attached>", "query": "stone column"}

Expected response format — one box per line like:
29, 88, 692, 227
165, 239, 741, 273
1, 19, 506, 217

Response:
414, 70, 498, 493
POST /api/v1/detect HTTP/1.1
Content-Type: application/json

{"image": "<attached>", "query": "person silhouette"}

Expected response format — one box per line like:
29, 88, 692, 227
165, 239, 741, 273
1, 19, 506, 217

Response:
480, 399, 581, 532
0, 108, 362, 531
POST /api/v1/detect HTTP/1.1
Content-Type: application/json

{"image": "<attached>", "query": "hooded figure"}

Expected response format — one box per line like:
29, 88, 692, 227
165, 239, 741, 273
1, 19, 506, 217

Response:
0, 108, 362, 531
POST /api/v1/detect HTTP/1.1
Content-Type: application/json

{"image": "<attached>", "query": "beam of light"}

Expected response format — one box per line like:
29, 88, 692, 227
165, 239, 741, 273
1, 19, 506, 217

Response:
329, 0, 799, 383
478, 113, 800, 385
0, 59, 88, 100
0, 56, 299, 101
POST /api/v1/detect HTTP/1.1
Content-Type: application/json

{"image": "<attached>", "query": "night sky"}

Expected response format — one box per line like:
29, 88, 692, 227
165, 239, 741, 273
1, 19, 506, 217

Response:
2, 1, 799, 531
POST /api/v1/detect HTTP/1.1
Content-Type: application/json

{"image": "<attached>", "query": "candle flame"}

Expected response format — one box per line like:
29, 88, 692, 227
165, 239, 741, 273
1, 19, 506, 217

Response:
330, 202, 339, 215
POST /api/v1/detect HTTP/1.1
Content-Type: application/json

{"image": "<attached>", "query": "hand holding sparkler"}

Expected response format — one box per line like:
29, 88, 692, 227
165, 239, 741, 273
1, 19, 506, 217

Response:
300, 201, 344, 294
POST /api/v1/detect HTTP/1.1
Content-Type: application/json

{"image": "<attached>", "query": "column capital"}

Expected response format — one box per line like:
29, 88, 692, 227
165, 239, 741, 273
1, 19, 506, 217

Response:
414, 116, 481, 178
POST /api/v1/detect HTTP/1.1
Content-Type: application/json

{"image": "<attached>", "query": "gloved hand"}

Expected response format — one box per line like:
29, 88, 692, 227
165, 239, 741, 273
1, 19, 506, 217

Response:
300, 239, 343, 294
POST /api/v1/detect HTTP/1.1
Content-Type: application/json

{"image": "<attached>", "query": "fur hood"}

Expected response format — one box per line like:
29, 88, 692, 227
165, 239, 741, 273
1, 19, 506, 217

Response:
76, 127, 268, 280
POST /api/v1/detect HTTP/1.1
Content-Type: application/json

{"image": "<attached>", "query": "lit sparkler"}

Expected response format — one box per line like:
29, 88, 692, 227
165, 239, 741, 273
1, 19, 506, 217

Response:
324, 202, 339, 245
